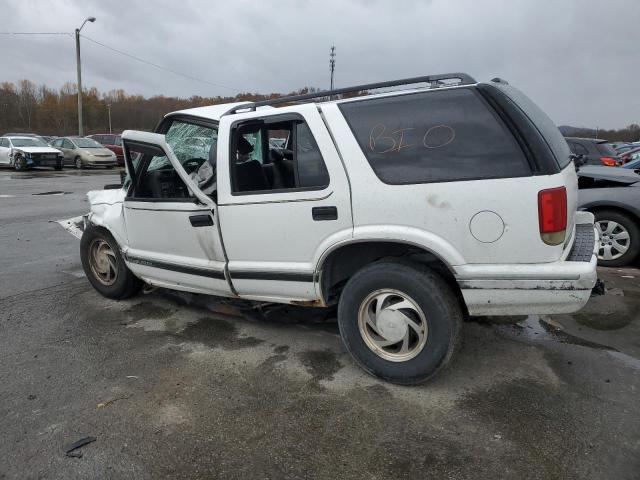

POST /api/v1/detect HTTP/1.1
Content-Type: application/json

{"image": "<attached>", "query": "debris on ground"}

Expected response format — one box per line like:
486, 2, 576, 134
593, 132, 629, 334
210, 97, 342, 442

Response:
64, 436, 96, 458
96, 396, 130, 409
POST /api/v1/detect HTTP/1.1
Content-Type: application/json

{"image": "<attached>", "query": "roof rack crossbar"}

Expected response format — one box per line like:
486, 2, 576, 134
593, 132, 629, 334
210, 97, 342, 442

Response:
225, 72, 476, 115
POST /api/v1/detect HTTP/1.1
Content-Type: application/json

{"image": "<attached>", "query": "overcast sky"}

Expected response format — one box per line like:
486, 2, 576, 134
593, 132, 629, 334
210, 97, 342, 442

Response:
2, 0, 638, 128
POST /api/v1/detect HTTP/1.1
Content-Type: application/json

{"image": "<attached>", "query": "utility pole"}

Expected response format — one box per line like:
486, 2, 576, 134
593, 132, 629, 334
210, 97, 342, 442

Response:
329, 45, 336, 91
107, 104, 112, 133
75, 16, 96, 136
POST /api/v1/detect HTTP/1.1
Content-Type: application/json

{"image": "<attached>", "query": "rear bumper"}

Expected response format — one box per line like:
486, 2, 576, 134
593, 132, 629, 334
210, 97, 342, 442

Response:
456, 212, 598, 315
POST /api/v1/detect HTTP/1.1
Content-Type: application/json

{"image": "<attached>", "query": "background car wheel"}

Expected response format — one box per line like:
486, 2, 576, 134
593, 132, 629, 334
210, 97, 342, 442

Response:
594, 209, 640, 267
337, 261, 462, 385
14, 155, 27, 171
75, 157, 83, 169
80, 225, 142, 299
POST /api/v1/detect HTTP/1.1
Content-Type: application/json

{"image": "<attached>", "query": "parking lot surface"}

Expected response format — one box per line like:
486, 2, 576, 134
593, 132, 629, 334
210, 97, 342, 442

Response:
1, 169, 639, 479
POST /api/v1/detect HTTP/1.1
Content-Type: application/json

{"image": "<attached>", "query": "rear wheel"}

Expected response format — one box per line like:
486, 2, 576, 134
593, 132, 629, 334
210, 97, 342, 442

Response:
337, 261, 462, 385
80, 225, 142, 299
594, 209, 640, 267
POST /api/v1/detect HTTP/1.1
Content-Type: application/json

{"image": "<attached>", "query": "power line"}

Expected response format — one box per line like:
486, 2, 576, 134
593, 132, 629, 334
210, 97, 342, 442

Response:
0, 32, 71, 35
80, 34, 238, 92
0, 31, 239, 93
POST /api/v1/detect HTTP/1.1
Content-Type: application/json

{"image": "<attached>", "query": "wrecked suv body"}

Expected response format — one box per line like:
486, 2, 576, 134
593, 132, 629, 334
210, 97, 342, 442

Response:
67, 73, 598, 384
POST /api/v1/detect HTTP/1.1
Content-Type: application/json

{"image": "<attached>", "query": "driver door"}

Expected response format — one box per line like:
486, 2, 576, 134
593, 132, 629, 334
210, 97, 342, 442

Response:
121, 127, 230, 296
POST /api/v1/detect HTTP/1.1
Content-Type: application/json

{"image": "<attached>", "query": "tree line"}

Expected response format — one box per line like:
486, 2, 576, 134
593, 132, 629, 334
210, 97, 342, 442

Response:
0, 79, 321, 136
559, 124, 640, 143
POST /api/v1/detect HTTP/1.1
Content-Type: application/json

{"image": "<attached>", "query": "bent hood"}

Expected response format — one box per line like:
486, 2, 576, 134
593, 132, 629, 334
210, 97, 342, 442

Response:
15, 146, 61, 155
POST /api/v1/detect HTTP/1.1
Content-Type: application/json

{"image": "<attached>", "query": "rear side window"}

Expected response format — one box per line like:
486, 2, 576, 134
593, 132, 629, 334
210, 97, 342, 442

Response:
493, 83, 572, 168
339, 88, 529, 184
567, 140, 588, 155
230, 116, 329, 194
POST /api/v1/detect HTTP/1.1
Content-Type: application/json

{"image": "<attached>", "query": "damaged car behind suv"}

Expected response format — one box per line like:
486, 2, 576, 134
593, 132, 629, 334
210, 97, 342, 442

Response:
63, 73, 599, 385
578, 165, 640, 266
0, 136, 64, 171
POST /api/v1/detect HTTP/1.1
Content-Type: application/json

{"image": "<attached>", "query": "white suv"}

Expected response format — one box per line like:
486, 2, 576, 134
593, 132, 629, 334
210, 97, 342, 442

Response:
68, 73, 598, 384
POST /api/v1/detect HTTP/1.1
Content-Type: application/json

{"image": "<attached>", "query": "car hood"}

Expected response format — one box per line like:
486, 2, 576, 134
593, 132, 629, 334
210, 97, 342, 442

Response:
15, 146, 61, 154
82, 148, 115, 156
577, 165, 640, 185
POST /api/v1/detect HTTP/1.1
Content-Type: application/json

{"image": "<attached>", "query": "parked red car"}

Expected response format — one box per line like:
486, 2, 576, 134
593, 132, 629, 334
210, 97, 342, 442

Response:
86, 134, 124, 166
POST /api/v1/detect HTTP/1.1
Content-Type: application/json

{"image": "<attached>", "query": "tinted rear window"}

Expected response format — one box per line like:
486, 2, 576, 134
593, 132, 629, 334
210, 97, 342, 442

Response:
338, 88, 530, 184
492, 83, 572, 168
596, 142, 617, 157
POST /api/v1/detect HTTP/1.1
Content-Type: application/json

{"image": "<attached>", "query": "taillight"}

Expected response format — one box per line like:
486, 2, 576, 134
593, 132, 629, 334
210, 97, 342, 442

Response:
538, 187, 567, 245
600, 156, 617, 166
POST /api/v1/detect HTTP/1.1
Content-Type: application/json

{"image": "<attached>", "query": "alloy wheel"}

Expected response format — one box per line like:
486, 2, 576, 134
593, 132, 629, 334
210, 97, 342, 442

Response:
88, 238, 118, 286
357, 289, 428, 362
596, 220, 630, 261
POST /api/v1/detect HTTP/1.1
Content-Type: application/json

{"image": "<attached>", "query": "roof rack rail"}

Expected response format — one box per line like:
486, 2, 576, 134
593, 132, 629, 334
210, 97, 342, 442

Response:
225, 72, 476, 115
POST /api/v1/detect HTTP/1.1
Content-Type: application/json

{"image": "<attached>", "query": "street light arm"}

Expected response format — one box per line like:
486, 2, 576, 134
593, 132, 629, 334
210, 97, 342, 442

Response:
78, 16, 96, 32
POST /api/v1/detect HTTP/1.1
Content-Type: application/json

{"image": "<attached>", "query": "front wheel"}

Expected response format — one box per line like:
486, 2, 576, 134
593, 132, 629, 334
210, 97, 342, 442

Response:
337, 261, 462, 385
594, 209, 640, 267
75, 157, 83, 169
80, 225, 142, 299
14, 155, 27, 171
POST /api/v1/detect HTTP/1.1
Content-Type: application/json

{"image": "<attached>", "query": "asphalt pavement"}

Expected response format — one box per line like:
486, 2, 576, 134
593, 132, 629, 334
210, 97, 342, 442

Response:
0, 168, 639, 479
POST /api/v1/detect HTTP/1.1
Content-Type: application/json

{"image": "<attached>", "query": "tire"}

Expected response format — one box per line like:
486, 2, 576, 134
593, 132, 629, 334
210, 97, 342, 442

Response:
14, 155, 27, 171
75, 156, 83, 169
337, 261, 462, 385
80, 225, 142, 299
54, 163, 63, 171
594, 209, 640, 267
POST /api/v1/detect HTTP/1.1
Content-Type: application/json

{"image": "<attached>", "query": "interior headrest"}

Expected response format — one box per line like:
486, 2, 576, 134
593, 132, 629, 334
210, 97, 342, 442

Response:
237, 136, 254, 155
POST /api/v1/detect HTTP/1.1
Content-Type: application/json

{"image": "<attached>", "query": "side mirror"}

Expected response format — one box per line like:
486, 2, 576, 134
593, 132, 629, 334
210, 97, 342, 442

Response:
104, 170, 126, 190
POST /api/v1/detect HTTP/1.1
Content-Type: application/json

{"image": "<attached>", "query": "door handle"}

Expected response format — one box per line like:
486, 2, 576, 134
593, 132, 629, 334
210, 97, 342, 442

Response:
189, 214, 214, 227
312, 206, 338, 221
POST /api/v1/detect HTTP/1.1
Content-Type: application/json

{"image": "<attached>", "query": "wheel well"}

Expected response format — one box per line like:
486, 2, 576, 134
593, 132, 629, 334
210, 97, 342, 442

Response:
588, 206, 640, 225
319, 241, 464, 311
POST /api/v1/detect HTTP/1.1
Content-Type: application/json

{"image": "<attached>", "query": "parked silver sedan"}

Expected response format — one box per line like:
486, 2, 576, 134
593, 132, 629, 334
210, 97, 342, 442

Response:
50, 137, 117, 169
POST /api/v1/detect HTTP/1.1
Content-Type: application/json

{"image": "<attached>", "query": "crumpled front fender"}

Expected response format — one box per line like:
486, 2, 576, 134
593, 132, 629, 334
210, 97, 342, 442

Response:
58, 188, 128, 247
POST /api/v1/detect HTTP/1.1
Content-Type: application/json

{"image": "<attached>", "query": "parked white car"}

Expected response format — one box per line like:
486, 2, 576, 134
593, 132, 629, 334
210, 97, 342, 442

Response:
0, 136, 64, 170
64, 73, 598, 384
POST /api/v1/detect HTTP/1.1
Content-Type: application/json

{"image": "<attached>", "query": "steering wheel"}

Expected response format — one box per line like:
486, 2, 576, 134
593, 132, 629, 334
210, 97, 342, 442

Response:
182, 157, 206, 174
